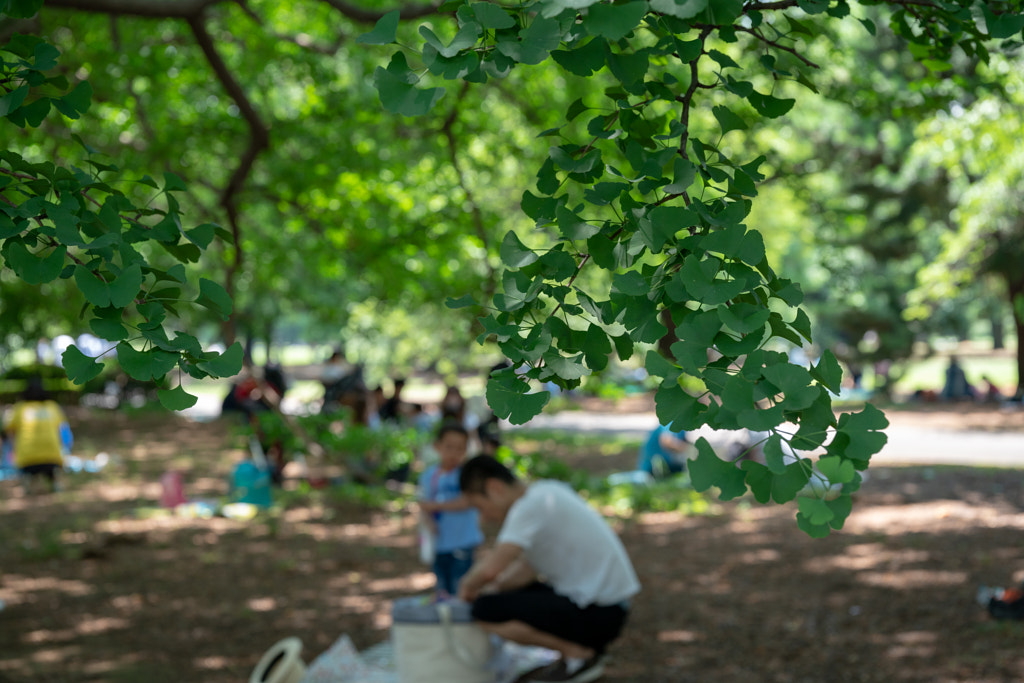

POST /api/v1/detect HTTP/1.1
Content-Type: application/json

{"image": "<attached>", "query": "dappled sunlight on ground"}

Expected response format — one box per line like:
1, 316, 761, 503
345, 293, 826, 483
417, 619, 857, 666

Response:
847, 499, 1024, 533
3, 408, 1024, 682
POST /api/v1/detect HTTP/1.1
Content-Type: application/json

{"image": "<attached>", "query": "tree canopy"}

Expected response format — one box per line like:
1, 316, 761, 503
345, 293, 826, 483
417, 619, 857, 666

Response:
3, 0, 1024, 533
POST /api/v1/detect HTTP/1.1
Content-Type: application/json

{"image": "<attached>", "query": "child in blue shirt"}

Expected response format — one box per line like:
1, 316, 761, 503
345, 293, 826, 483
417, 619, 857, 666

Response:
637, 423, 692, 477
418, 422, 484, 597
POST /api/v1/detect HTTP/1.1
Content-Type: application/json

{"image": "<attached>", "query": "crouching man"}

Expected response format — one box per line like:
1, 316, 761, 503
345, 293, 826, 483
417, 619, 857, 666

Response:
456, 455, 640, 683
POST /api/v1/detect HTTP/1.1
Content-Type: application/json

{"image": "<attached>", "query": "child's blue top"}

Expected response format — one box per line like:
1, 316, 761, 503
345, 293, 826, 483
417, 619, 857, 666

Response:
419, 464, 483, 553
637, 423, 686, 471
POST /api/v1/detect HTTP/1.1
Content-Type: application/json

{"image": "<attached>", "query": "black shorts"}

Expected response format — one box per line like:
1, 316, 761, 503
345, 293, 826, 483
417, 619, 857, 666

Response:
471, 582, 628, 653
21, 464, 59, 479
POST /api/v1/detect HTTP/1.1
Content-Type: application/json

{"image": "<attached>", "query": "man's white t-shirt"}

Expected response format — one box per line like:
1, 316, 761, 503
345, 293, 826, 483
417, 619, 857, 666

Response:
496, 480, 641, 608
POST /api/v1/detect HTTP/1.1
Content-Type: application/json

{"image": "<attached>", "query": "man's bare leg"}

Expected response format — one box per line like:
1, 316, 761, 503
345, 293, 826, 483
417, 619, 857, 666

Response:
477, 620, 595, 660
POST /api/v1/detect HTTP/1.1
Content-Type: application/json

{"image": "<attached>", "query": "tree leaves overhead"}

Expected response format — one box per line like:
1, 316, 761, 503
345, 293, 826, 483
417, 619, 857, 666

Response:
2, 30, 242, 405
392, 0, 1023, 534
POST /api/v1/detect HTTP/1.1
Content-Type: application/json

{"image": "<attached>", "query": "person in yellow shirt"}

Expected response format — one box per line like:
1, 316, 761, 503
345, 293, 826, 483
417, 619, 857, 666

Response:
2, 376, 71, 493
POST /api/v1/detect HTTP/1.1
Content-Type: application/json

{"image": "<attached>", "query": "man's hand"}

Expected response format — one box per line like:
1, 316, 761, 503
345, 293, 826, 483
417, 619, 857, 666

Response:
456, 543, 524, 602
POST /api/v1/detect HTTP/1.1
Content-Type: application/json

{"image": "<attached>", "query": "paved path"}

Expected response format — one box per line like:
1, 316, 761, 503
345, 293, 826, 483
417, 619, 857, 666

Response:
511, 410, 1024, 468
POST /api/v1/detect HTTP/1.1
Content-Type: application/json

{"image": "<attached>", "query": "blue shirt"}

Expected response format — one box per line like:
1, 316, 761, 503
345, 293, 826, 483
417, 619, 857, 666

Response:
637, 424, 687, 474
419, 464, 484, 553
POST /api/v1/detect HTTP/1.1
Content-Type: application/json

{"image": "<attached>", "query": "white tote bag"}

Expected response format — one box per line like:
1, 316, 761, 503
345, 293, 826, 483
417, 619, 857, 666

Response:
392, 598, 495, 683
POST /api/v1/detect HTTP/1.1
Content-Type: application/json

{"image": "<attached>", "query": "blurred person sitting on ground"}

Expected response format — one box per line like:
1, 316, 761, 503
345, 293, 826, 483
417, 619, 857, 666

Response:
417, 422, 484, 598
320, 349, 368, 421
440, 383, 467, 425
378, 377, 406, 424
981, 375, 1004, 403
457, 455, 640, 683
940, 356, 974, 402
637, 422, 692, 478
2, 376, 72, 494
221, 365, 289, 485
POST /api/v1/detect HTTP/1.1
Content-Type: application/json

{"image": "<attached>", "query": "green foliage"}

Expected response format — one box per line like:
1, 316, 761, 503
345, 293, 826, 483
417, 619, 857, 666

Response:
1, 28, 242, 406
251, 410, 430, 478
368, 0, 1021, 534
494, 444, 711, 517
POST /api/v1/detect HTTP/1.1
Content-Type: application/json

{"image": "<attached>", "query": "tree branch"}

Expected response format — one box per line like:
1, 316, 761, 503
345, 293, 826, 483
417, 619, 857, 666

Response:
186, 11, 270, 345
440, 80, 498, 297
733, 24, 820, 69
43, 0, 443, 23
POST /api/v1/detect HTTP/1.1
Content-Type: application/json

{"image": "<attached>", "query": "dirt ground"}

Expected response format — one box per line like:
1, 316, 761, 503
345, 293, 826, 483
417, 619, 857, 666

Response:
2, 402, 1024, 683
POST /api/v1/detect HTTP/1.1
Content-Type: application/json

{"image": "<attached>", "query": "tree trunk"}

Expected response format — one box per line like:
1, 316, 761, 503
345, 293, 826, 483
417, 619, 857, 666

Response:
1009, 279, 1024, 400
992, 311, 1005, 350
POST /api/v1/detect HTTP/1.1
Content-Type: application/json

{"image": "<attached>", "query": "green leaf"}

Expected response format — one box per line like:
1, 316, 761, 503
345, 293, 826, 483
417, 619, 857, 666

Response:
185, 223, 217, 249
688, 437, 747, 500
791, 308, 813, 343
0, 85, 29, 118
742, 460, 809, 504
552, 37, 608, 77
762, 433, 788, 474
816, 456, 856, 485
611, 270, 649, 297
708, 49, 739, 70
712, 105, 747, 134
420, 24, 482, 59
358, 10, 401, 44
61, 345, 104, 385
747, 91, 795, 118
519, 16, 563, 65
446, 294, 477, 309
654, 382, 706, 430
109, 263, 143, 308
374, 53, 446, 117
643, 205, 694, 253
606, 50, 649, 90
74, 265, 111, 307
646, 350, 681, 382
0, 213, 23, 239
540, 351, 589, 380
797, 496, 834, 525
663, 158, 697, 195
556, 204, 600, 241
678, 254, 718, 301
158, 385, 199, 411
163, 171, 187, 192
522, 191, 558, 222
717, 302, 770, 336
834, 404, 889, 461
648, 0, 708, 20
197, 278, 234, 320
795, 513, 832, 538
736, 404, 784, 431
472, 2, 516, 29
197, 342, 244, 378
671, 309, 720, 372
809, 350, 843, 394
612, 332, 633, 361
6, 242, 65, 285
486, 370, 551, 425
583, 1, 648, 41
500, 231, 539, 268
738, 230, 766, 265
582, 324, 612, 372
54, 80, 92, 119
90, 313, 128, 341
117, 343, 179, 381
982, 5, 1024, 39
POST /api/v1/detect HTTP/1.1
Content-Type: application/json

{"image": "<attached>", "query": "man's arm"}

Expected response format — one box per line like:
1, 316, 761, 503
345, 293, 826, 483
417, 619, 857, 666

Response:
457, 542, 524, 601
